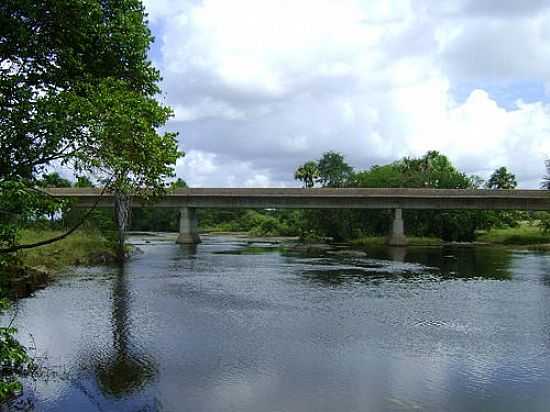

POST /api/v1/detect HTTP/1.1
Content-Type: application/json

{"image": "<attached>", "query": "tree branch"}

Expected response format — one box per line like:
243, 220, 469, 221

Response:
0, 178, 113, 254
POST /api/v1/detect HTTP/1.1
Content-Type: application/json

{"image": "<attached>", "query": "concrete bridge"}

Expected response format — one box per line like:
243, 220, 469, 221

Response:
48, 188, 550, 246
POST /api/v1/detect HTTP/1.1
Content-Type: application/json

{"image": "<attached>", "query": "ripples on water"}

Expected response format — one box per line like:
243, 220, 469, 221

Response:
5, 235, 550, 411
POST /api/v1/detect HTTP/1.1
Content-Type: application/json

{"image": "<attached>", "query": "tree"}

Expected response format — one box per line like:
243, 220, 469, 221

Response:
294, 152, 355, 241
294, 151, 522, 241
74, 176, 94, 188
129, 178, 188, 232
39, 172, 72, 189
486, 167, 517, 189
294, 161, 319, 188
317, 151, 353, 188
397, 151, 472, 189
0, 0, 181, 254
171, 178, 188, 189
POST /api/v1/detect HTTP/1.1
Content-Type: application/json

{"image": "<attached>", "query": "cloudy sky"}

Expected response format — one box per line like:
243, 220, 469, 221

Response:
143, 0, 550, 188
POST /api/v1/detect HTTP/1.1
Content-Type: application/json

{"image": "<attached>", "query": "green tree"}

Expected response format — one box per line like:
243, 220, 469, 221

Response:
486, 167, 517, 189
171, 178, 188, 189
0, 1, 181, 399
398, 151, 472, 189
346, 151, 499, 241
295, 152, 355, 241
294, 161, 320, 188
39, 172, 72, 189
129, 178, 188, 232
74, 176, 94, 188
0, 0, 181, 254
354, 164, 404, 188
485, 167, 519, 227
317, 151, 354, 188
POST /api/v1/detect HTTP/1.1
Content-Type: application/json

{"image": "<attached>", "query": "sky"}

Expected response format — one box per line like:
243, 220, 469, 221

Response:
142, 0, 550, 188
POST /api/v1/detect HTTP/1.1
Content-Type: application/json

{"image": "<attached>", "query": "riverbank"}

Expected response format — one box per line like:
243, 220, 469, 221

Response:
2, 229, 118, 299
476, 225, 550, 251
17, 229, 118, 271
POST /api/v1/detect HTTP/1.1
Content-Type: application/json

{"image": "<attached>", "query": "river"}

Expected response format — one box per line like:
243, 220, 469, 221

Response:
5, 235, 550, 411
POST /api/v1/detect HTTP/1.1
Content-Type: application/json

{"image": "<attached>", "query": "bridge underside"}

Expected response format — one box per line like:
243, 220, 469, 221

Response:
47, 188, 550, 246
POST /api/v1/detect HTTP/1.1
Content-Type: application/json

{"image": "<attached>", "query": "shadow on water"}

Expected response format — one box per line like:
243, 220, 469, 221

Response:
178, 244, 198, 255
216, 242, 515, 287
299, 246, 514, 287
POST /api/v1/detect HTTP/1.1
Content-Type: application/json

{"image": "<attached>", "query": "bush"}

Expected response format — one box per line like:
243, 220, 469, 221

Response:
538, 212, 550, 234
0, 297, 30, 403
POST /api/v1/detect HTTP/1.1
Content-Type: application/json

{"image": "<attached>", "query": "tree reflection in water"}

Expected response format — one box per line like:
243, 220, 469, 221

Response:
94, 265, 156, 398
299, 245, 514, 287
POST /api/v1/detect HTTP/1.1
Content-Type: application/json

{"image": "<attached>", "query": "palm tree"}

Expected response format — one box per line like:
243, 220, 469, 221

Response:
294, 161, 320, 188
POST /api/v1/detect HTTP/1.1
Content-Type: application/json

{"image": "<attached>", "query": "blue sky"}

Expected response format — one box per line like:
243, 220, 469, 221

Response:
143, 0, 550, 188
452, 81, 549, 110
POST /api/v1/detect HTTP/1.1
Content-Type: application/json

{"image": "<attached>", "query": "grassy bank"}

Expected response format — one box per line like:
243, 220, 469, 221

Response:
17, 228, 117, 272
477, 225, 550, 249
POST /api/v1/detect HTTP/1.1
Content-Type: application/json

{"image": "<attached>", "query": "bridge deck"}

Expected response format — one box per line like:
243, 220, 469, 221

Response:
46, 188, 550, 210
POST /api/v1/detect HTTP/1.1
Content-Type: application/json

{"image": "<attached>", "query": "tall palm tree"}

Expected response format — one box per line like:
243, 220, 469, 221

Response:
294, 161, 320, 188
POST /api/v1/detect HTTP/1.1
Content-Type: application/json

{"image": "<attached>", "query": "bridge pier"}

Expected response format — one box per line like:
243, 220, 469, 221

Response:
176, 207, 201, 245
386, 208, 408, 247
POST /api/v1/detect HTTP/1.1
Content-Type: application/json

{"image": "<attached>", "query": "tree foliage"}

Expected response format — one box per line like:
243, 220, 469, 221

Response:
38, 173, 72, 189
293, 151, 516, 242
0, 0, 181, 254
486, 167, 517, 189
294, 161, 319, 188
317, 151, 354, 188
0, 0, 181, 401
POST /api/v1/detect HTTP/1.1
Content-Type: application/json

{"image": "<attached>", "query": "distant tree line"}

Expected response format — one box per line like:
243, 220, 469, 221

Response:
292, 150, 548, 242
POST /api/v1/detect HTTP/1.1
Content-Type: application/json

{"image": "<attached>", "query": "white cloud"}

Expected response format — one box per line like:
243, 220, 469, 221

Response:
176, 150, 289, 187
148, 0, 550, 188
173, 98, 245, 122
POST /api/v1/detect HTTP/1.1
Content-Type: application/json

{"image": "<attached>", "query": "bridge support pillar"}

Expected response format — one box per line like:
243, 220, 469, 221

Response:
386, 208, 408, 247
176, 207, 201, 245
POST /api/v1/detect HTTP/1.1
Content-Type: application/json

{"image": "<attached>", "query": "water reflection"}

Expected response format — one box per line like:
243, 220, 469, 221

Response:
179, 243, 198, 255
351, 245, 514, 280
7, 237, 550, 412
91, 265, 156, 398
217, 242, 514, 281
289, 244, 514, 287
387, 246, 407, 262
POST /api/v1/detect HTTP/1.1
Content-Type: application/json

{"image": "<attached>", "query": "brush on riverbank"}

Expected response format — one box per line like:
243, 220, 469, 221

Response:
477, 224, 550, 251
477, 225, 550, 246
17, 229, 117, 272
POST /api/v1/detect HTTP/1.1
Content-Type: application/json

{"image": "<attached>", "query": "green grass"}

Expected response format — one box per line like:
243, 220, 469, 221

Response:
351, 236, 442, 247
477, 225, 550, 246
17, 228, 116, 272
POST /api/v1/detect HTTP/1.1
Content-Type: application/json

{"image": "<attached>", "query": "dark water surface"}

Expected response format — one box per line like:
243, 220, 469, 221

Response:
6, 236, 550, 411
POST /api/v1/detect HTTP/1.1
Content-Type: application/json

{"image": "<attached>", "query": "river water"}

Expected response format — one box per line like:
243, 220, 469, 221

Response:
6, 235, 550, 411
